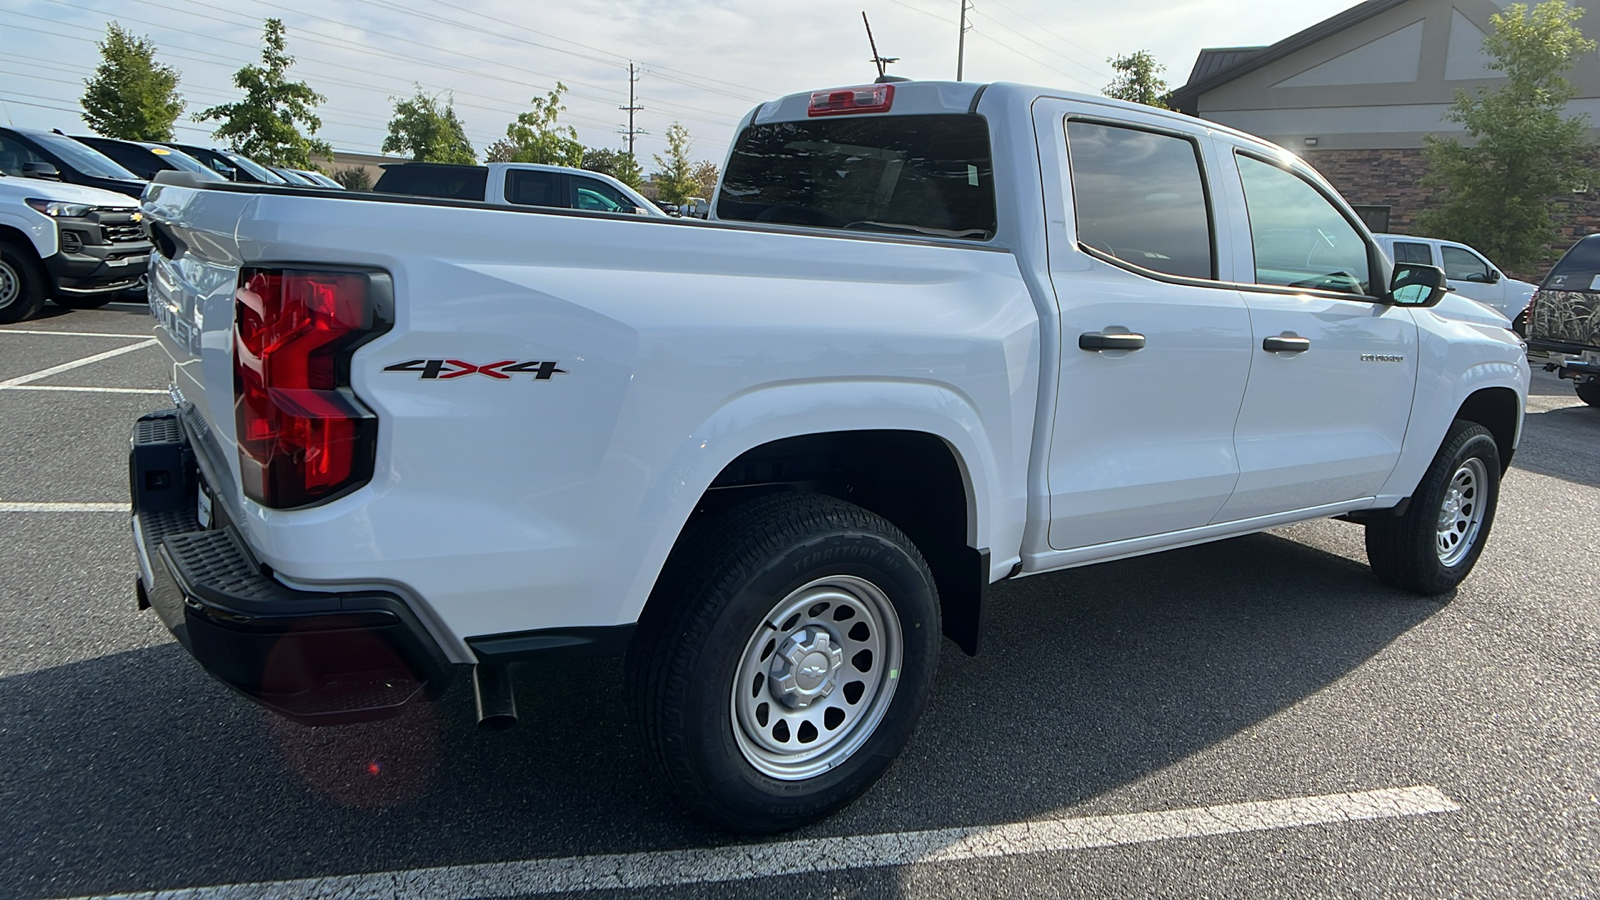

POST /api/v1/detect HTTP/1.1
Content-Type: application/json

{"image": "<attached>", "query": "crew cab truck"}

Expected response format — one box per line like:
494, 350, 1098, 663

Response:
131, 81, 1528, 834
372, 161, 662, 215
0, 174, 152, 322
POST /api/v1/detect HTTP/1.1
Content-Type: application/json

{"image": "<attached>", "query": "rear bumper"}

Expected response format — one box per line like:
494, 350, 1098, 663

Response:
130, 408, 457, 725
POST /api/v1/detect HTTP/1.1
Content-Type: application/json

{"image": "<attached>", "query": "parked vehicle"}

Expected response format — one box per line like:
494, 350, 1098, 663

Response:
1524, 233, 1600, 406
1374, 233, 1536, 327
0, 174, 152, 322
72, 137, 223, 183
373, 161, 662, 215
267, 166, 319, 186
160, 144, 287, 185
289, 168, 343, 189
0, 127, 146, 198
132, 81, 1527, 834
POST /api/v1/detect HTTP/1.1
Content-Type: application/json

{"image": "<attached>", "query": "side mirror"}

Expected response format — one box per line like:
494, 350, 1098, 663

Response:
1487, 269, 1501, 284
1389, 263, 1448, 307
22, 161, 60, 180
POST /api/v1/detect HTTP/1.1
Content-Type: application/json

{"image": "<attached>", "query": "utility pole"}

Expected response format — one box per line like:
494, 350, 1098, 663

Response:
619, 62, 645, 157
957, 0, 972, 81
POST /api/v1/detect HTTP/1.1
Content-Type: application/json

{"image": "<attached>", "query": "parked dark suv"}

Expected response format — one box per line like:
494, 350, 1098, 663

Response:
1525, 233, 1600, 407
0, 127, 147, 198
72, 137, 223, 182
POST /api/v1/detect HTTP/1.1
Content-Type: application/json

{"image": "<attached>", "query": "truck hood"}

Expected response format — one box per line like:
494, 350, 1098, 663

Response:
0, 174, 140, 207
1431, 292, 1513, 329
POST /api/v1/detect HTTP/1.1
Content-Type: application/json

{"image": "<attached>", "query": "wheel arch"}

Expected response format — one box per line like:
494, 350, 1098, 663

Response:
0, 213, 55, 260
1454, 386, 1520, 474
629, 382, 1006, 657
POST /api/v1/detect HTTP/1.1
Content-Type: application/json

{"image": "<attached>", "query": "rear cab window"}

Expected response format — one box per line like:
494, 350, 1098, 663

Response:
716, 114, 996, 240
1545, 236, 1600, 292
373, 165, 488, 201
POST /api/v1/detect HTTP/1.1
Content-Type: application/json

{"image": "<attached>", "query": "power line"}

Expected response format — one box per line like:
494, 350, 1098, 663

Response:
983, 0, 1114, 80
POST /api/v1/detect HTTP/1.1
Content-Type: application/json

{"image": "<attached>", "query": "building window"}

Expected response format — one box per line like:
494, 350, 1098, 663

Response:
1351, 205, 1390, 233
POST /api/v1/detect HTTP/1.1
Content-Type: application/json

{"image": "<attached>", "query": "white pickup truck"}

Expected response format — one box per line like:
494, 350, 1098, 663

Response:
132, 80, 1528, 833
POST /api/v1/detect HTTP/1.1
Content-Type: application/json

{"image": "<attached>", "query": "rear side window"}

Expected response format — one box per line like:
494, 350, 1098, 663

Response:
506, 170, 561, 207
1545, 236, 1600, 291
80, 140, 159, 179
1391, 241, 1433, 265
717, 114, 996, 240
1065, 120, 1214, 280
373, 165, 487, 201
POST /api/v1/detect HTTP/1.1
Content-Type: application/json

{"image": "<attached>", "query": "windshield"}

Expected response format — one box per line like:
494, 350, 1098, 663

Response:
1545, 236, 1600, 291
27, 131, 141, 181
148, 145, 222, 177
717, 113, 997, 240
221, 152, 287, 184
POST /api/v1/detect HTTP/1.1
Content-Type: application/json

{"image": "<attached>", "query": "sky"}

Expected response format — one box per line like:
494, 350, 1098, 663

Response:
1, 0, 1363, 167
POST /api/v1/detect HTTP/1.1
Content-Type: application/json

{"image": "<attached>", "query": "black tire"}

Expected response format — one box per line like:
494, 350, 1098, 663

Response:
1365, 420, 1500, 595
627, 492, 940, 834
0, 240, 47, 324
50, 292, 118, 310
1575, 378, 1600, 408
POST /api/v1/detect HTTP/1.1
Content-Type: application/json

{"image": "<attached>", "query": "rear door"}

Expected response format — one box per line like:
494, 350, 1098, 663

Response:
1038, 102, 1254, 550
1210, 149, 1417, 522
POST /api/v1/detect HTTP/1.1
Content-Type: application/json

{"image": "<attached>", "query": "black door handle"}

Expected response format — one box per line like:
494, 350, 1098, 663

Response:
1079, 331, 1146, 352
1262, 335, 1311, 353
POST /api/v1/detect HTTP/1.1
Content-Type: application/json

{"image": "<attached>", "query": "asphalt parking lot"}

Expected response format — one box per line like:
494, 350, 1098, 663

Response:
1, 301, 1596, 899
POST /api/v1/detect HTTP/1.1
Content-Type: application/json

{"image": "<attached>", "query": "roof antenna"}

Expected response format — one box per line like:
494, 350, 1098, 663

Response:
862, 12, 906, 83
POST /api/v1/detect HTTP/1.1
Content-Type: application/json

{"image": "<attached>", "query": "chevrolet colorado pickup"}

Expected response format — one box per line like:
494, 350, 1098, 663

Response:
131, 81, 1528, 833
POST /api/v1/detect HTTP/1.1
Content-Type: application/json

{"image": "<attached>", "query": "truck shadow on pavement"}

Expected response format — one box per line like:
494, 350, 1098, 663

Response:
0, 532, 1439, 900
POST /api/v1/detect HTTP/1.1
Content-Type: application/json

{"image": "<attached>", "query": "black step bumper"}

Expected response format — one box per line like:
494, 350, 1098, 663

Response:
130, 409, 456, 725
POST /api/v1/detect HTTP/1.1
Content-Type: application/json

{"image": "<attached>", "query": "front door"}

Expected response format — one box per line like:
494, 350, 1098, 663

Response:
1214, 152, 1417, 522
1042, 108, 1254, 551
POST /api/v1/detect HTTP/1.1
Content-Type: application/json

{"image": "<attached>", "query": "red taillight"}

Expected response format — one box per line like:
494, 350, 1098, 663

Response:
234, 267, 387, 508
808, 83, 894, 117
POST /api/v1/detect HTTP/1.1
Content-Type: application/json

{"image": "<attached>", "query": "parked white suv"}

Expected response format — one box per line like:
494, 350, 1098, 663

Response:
0, 173, 151, 322
1374, 233, 1536, 325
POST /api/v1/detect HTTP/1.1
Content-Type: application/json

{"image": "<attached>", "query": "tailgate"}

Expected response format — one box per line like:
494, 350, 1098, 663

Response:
143, 181, 256, 467
1528, 289, 1600, 349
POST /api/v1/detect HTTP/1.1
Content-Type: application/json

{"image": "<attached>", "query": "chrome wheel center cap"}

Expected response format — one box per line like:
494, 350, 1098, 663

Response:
771, 629, 843, 708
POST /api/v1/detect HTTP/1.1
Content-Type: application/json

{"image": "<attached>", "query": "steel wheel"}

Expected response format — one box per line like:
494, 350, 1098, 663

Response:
1436, 457, 1487, 568
731, 575, 903, 781
0, 258, 18, 310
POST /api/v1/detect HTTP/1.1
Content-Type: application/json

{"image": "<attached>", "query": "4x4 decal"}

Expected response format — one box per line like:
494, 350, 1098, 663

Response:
383, 359, 567, 380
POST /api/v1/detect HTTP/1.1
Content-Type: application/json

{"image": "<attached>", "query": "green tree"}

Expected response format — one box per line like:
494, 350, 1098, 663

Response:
690, 160, 719, 199
582, 146, 643, 188
382, 88, 475, 164
195, 18, 331, 168
332, 166, 371, 190
494, 83, 584, 166
81, 24, 185, 140
651, 122, 698, 204
1419, 1, 1597, 270
1103, 51, 1170, 108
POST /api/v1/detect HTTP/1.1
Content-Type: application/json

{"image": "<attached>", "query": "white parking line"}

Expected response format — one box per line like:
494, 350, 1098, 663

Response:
0, 502, 128, 512
54, 785, 1457, 900
0, 329, 153, 339
0, 385, 167, 396
0, 339, 157, 388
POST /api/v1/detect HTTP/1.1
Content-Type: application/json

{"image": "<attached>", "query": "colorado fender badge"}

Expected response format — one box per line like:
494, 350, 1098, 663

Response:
383, 359, 567, 380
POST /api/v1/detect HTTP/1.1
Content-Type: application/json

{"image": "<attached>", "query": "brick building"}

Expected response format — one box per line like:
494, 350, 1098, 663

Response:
1168, 0, 1600, 278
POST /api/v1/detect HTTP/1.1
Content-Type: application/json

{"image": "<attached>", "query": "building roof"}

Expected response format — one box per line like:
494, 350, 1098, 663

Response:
1185, 47, 1268, 86
1169, 0, 1412, 113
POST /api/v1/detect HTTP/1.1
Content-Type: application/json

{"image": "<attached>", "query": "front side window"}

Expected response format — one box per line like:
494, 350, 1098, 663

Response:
1065, 120, 1214, 280
718, 114, 996, 240
0, 136, 45, 176
1441, 245, 1491, 282
572, 177, 630, 212
1236, 154, 1371, 296
1392, 241, 1433, 265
